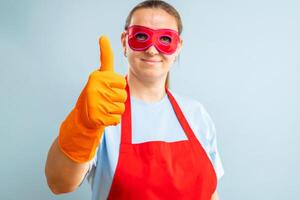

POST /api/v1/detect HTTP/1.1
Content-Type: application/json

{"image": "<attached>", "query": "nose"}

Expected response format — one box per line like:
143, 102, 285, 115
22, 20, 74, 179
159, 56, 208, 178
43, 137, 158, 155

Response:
145, 45, 159, 56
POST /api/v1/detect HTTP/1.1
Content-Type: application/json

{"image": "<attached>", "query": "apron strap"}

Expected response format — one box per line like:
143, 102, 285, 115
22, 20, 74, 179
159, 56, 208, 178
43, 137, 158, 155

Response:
121, 77, 197, 144
121, 77, 132, 144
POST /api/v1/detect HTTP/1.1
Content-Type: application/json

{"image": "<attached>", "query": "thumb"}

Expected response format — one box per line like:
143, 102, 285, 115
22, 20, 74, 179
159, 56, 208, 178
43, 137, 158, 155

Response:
99, 36, 114, 72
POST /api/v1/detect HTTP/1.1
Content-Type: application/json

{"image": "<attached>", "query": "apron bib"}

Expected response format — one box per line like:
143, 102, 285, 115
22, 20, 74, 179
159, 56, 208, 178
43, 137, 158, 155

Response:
107, 83, 217, 200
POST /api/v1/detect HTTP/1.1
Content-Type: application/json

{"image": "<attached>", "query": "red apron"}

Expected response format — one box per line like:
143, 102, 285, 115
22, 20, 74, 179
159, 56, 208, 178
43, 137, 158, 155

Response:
107, 84, 217, 200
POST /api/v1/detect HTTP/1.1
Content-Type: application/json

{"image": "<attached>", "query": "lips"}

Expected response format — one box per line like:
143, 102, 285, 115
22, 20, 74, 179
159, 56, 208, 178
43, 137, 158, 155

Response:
141, 58, 162, 63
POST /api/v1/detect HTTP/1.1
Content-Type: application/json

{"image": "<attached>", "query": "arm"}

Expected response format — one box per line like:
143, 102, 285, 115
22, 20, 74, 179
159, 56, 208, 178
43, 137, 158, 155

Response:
45, 137, 90, 194
211, 191, 219, 200
44, 37, 126, 194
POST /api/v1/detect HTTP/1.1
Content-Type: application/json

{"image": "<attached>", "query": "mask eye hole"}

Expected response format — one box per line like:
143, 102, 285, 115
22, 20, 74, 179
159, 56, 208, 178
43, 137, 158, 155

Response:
134, 33, 148, 41
159, 36, 172, 45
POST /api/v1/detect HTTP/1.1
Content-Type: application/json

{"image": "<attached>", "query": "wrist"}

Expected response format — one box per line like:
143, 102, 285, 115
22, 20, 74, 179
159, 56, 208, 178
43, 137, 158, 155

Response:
58, 108, 105, 163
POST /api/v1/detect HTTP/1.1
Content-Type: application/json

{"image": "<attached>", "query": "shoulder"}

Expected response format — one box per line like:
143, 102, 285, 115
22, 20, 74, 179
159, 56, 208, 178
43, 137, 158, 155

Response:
168, 89, 216, 141
168, 89, 208, 119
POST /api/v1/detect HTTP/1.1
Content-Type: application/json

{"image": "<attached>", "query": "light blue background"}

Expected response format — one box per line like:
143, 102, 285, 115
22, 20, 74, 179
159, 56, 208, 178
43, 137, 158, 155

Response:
1, 0, 299, 199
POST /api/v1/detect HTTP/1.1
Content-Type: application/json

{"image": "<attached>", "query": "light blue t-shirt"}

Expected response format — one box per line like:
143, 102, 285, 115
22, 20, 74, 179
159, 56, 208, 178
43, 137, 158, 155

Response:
87, 91, 224, 200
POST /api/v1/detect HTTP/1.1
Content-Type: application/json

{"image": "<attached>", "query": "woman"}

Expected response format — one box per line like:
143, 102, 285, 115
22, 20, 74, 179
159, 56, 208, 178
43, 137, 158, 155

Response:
45, 1, 224, 199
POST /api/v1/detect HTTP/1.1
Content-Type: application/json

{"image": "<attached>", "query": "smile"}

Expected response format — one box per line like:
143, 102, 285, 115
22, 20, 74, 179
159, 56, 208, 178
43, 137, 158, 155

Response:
141, 58, 162, 63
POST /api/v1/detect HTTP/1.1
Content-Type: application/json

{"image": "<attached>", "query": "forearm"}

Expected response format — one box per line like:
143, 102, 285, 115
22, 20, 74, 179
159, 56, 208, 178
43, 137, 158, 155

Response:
45, 137, 90, 194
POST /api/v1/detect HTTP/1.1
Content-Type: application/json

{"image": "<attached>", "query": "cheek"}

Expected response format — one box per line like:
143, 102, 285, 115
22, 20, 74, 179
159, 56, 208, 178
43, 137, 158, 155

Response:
127, 50, 141, 65
163, 54, 176, 65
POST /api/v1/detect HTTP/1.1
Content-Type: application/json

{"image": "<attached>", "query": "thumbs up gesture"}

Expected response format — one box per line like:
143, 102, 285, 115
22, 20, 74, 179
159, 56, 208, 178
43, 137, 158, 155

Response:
58, 36, 127, 163
77, 36, 127, 128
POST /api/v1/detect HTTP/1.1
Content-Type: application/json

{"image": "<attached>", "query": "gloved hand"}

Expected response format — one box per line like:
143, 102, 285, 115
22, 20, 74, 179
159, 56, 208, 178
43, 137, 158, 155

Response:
58, 36, 127, 163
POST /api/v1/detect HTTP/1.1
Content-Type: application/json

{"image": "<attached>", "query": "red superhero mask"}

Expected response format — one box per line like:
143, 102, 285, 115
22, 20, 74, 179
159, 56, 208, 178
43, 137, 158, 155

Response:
127, 25, 180, 55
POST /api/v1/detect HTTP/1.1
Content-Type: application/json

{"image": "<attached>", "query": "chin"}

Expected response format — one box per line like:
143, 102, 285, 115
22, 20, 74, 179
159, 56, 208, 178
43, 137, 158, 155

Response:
137, 70, 167, 82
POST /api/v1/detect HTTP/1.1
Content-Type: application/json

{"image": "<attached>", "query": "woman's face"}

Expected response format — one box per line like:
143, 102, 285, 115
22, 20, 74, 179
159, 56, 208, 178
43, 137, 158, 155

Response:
121, 8, 182, 83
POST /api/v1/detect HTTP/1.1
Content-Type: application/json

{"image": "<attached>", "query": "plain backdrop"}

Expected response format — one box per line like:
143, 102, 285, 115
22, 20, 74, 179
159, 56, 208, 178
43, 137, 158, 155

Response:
1, 0, 299, 199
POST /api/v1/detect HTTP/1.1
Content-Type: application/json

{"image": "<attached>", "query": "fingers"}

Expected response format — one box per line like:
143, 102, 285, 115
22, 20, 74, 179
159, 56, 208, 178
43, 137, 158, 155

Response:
106, 102, 125, 115
89, 109, 122, 127
88, 87, 126, 114
99, 36, 114, 72
109, 77, 127, 89
96, 85, 127, 104
89, 70, 126, 89
108, 114, 122, 126
107, 88, 127, 103
87, 100, 125, 126
98, 114, 122, 126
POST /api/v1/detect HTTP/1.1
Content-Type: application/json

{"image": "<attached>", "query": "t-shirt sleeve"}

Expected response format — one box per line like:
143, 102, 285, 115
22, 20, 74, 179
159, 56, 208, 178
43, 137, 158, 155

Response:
200, 104, 225, 180
86, 145, 99, 185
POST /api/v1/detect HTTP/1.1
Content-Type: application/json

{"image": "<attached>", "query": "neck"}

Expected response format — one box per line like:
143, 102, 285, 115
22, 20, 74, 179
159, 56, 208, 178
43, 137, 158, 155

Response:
127, 72, 167, 103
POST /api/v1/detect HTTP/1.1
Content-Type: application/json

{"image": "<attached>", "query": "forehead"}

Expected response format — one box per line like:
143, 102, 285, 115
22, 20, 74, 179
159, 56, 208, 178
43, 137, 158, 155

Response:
130, 8, 178, 32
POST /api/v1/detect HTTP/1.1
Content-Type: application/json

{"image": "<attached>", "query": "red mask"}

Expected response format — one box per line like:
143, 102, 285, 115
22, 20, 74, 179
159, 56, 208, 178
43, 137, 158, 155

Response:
127, 25, 180, 55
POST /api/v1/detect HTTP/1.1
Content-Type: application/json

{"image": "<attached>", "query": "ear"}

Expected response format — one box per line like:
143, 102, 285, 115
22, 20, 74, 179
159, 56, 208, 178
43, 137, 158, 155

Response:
121, 31, 127, 51
175, 38, 183, 57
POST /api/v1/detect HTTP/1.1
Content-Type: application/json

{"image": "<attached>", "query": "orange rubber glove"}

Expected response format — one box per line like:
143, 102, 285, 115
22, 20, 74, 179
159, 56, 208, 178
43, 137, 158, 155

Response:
58, 36, 127, 163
